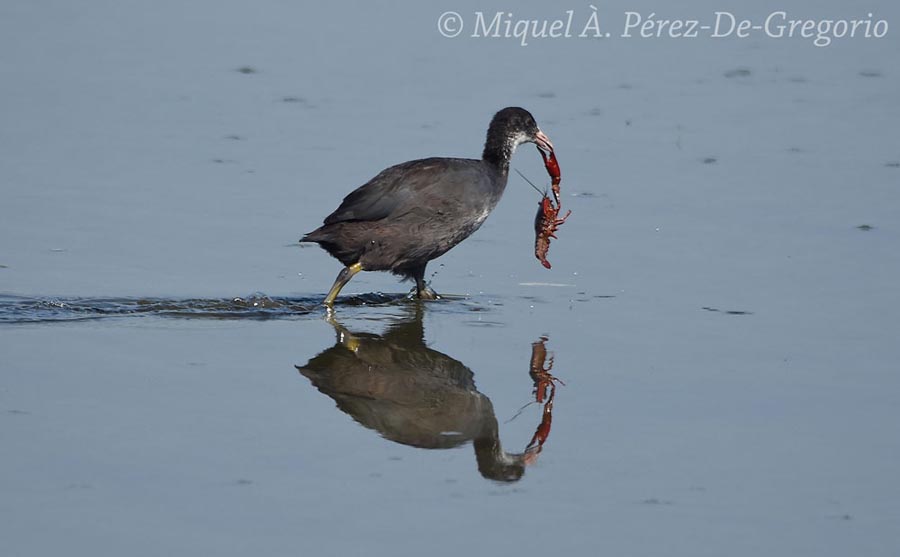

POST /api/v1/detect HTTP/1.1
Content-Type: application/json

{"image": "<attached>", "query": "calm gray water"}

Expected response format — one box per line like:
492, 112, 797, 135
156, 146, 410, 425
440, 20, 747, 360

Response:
2, 1, 899, 555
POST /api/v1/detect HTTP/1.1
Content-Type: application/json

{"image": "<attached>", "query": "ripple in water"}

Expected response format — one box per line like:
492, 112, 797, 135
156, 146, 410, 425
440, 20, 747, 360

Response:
0, 292, 418, 324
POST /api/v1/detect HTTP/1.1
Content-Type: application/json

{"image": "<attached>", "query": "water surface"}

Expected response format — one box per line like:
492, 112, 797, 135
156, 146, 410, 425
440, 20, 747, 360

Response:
2, 1, 899, 555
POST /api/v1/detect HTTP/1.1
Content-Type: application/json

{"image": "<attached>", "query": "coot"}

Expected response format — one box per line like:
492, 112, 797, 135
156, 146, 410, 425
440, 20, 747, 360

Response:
301, 107, 553, 305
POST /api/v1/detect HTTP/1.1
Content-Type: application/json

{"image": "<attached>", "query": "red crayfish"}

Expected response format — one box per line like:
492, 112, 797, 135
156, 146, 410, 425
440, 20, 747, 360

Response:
534, 148, 570, 269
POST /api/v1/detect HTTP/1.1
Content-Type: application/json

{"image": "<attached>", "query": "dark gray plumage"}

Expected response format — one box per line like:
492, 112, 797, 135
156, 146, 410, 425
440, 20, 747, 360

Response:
301, 107, 554, 305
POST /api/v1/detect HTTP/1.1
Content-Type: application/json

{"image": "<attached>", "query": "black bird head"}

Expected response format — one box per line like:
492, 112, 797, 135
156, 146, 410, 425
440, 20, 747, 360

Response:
483, 107, 554, 168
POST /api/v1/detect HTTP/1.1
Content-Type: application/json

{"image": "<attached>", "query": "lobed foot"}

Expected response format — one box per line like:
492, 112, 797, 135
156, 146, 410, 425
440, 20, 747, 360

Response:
408, 285, 441, 300
418, 287, 441, 300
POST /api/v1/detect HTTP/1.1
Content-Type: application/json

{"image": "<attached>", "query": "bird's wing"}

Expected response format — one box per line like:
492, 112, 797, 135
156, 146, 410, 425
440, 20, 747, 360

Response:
322, 158, 474, 225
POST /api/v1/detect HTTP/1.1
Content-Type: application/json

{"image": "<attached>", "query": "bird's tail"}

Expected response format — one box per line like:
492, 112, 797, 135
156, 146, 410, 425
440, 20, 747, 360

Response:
299, 230, 322, 243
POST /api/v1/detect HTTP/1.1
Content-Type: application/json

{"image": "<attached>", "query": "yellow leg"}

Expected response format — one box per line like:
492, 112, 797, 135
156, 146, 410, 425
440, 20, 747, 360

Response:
323, 262, 363, 307
324, 311, 360, 352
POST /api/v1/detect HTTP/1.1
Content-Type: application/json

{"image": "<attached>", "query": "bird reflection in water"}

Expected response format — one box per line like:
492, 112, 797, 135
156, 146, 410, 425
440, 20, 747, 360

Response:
295, 306, 562, 482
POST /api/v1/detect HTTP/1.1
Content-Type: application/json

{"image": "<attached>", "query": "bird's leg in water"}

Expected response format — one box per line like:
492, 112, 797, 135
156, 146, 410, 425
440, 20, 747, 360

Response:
411, 265, 441, 300
323, 262, 363, 306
